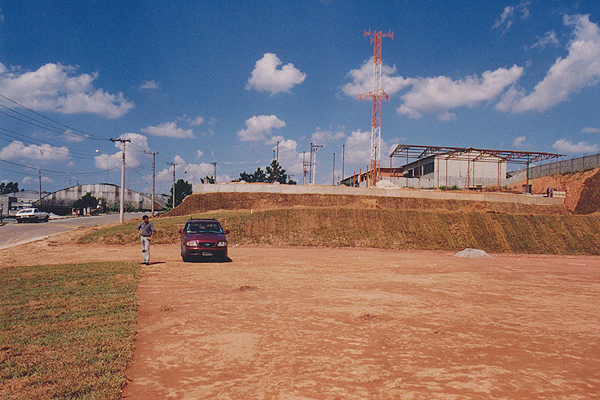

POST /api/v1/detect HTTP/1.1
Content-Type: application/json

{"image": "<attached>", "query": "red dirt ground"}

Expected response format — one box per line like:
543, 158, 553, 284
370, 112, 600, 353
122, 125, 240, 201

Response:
2, 235, 600, 399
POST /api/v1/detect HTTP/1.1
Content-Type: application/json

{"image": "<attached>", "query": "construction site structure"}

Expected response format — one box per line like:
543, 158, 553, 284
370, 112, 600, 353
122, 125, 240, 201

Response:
359, 28, 393, 187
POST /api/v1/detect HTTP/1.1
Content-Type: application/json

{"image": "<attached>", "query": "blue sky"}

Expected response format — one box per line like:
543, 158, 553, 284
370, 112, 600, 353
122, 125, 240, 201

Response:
1, 0, 599, 194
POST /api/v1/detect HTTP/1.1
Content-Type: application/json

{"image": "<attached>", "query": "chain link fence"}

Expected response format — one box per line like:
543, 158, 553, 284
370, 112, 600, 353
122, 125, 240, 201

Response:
509, 152, 600, 180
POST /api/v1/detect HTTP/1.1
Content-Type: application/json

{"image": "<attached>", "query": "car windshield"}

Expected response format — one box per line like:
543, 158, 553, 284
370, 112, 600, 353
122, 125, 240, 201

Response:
185, 222, 223, 234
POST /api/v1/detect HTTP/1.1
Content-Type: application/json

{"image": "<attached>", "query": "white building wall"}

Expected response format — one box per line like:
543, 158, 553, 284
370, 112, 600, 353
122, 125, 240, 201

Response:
40, 184, 163, 210
404, 152, 507, 189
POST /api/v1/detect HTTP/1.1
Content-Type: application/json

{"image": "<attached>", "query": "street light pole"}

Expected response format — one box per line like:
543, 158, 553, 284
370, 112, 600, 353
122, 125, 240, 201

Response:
110, 138, 130, 223
144, 151, 158, 216
168, 162, 178, 208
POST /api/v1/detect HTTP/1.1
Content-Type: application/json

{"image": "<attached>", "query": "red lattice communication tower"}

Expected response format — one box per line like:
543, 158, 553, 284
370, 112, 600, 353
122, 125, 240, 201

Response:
359, 28, 393, 186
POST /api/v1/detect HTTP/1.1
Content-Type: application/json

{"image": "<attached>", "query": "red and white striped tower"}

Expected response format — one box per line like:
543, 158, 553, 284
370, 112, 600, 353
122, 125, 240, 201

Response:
359, 28, 393, 186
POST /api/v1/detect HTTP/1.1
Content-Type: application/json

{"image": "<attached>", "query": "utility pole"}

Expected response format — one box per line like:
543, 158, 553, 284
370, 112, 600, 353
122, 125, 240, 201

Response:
110, 138, 130, 223
310, 143, 323, 184
211, 162, 217, 183
276, 141, 279, 163
168, 162, 178, 208
302, 151, 310, 185
309, 143, 313, 184
342, 144, 345, 184
38, 171, 42, 206
332, 153, 336, 186
144, 151, 158, 216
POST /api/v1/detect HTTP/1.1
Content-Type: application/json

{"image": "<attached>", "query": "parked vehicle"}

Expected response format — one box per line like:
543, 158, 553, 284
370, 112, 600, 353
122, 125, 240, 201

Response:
15, 208, 49, 223
179, 218, 229, 262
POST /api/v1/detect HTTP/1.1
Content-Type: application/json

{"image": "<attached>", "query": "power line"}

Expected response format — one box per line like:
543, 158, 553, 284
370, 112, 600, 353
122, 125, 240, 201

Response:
0, 128, 99, 160
0, 92, 109, 141
0, 157, 120, 176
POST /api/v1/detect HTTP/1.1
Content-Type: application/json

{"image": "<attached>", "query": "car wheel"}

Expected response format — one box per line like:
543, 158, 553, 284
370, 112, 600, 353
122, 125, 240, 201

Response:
182, 254, 190, 262
44, 216, 49, 222
17, 219, 22, 223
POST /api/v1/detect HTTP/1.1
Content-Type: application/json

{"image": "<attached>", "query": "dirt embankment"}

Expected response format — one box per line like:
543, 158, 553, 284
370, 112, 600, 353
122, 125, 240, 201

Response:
130, 188, 600, 255
509, 168, 600, 213
167, 191, 567, 217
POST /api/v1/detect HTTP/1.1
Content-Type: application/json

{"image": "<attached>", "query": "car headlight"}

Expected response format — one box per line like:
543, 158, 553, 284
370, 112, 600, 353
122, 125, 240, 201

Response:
216, 241, 227, 247
186, 240, 198, 246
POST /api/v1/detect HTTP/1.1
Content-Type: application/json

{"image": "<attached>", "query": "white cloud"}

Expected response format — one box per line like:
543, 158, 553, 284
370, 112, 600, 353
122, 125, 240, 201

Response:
343, 129, 371, 165
398, 66, 523, 120
0, 63, 133, 118
246, 53, 306, 94
23, 175, 53, 185
274, 139, 303, 177
139, 80, 159, 90
196, 150, 204, 159
156, 156, 215, 187
513, 136, 527, 148
526, 31, 560, 50
237, 115, 286, 142
344, 59, 522, 121
95, 133, 150, 170
581, 127, 600, 133
94, 152, 122, 171
311, 127, 346, 143
0, 141, 70, 162
189, 117, 204, 126
342, 60, 412, 97
498, 15, 600, 113
552, 139, 599, 154
61, 130, 87, 142
141, 121, 194, 138
492, 1, 531, 32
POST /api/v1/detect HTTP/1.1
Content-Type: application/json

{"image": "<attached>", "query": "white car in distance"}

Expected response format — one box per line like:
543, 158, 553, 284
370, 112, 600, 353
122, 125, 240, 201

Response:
15, 208, 49, 223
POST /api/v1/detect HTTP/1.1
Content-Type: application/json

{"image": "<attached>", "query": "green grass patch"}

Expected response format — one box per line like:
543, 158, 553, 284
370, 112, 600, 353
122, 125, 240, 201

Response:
0, 261, 139, 400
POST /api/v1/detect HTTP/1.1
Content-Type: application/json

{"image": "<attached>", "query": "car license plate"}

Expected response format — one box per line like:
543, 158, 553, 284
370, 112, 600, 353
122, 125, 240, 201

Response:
202, 252, 213, 257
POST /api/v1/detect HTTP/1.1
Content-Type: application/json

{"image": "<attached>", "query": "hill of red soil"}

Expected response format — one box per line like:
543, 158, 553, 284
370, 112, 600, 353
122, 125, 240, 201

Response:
509, 168, 600, 213
575, 169, 600, 214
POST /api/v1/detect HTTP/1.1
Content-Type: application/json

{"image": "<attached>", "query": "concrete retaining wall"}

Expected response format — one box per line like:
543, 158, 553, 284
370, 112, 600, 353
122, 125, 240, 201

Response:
193, 183, 564, 206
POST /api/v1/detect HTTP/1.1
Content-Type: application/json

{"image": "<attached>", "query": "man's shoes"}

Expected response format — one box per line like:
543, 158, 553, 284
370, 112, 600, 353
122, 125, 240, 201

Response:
145, 262, 150, 265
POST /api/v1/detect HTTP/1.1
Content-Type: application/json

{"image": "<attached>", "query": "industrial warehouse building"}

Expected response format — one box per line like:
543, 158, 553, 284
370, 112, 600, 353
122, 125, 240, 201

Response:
39, 184, 166, 215
341, 145, 563, 190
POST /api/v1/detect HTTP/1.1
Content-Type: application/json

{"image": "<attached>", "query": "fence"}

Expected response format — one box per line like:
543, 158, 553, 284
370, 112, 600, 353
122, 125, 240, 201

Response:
509, 152, 600, 181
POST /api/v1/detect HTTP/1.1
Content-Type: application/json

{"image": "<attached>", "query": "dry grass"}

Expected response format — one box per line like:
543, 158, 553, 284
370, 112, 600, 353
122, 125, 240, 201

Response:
79, 208, 600, 255
0, 262, 139, 400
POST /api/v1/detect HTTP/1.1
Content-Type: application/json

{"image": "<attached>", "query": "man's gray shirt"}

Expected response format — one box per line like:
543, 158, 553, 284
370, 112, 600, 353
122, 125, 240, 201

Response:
137, 221, 155, 237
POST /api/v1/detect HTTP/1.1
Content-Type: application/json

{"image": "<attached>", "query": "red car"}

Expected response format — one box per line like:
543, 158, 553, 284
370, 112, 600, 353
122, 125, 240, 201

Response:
179, 218, 229, 262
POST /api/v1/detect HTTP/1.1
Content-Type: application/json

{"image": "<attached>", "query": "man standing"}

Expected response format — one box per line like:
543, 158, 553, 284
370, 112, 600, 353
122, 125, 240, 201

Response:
136, 215, 156, 265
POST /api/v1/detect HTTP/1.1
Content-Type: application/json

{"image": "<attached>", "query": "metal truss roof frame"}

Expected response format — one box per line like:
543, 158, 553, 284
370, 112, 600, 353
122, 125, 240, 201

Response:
390, 144, 564, 165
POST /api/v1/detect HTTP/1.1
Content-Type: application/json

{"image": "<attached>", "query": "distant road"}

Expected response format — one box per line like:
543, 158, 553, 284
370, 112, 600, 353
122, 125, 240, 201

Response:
0, 212, 145, 250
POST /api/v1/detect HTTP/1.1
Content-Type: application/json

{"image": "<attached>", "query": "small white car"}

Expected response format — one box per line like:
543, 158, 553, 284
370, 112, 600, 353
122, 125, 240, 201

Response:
15, 208, 49, 223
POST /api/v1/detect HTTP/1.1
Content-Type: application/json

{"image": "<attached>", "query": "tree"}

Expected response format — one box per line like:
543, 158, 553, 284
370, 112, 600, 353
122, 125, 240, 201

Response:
200, 175, 215, 184
166, 179, 192, 209
239, 167, 267, 183
73, 192, 98, 213
265, 160, 296, 184
0, 181, 19, 194
239, 162, 295, 184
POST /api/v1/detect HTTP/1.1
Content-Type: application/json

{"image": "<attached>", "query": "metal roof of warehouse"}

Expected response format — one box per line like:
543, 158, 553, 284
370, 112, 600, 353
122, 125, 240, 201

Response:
390, 144, 564, 165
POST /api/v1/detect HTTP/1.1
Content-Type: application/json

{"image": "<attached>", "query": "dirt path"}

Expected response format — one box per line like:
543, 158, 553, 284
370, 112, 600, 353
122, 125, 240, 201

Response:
2, 235, 600, 399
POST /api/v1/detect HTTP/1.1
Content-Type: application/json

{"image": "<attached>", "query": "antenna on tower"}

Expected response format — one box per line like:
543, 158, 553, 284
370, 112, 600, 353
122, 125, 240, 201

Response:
359, 28, 393, 187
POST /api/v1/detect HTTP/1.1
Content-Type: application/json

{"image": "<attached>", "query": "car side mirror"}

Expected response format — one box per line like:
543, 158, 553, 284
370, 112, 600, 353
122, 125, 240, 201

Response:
224, 229, 230, 235
178, 228, 184, 234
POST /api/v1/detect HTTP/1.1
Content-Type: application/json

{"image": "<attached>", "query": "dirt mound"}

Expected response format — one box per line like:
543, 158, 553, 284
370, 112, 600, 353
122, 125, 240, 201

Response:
575, 169, 600, 214
509, 168, 599, 212
166, 191, 566, 217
